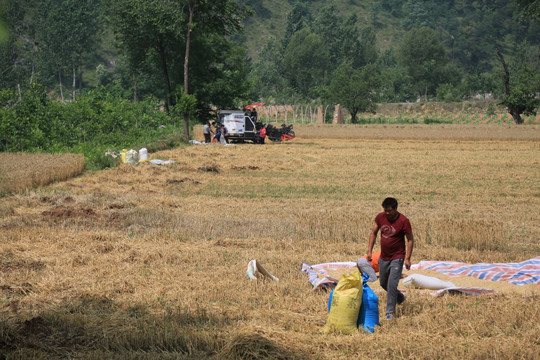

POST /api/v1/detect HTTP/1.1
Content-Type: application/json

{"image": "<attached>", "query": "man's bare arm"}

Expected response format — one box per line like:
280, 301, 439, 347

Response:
404, 232, 414, 270
367, 222, 379, 262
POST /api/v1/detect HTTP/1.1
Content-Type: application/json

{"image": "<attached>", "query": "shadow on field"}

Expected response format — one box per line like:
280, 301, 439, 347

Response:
0, 295, 307, 359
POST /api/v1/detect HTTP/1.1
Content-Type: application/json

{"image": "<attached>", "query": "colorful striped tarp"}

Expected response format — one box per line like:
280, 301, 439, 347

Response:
301, 262, 356, 290
411, 256, 540, 286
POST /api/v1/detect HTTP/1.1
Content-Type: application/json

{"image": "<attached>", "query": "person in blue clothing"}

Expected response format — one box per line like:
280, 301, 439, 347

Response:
213, 126, 222, 143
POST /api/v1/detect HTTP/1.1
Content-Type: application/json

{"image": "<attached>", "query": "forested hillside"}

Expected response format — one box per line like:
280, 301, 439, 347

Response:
245, 0, 539, 105
0, 0, 539, 127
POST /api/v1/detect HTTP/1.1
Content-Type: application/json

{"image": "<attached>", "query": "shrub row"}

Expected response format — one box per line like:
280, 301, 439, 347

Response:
0, 84, 185, 169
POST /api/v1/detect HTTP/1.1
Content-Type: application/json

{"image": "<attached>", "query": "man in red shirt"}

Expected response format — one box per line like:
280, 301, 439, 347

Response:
367, 197, 414, 320
259, 124, 267, 144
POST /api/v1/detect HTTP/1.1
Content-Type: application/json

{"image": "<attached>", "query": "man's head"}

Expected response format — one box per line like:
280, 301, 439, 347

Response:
382, 197, 399, 221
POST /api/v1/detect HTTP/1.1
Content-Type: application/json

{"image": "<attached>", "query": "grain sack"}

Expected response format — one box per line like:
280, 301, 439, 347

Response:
402, 273, 455, 290
358, 281, 379, 333
323, 271, 363, 334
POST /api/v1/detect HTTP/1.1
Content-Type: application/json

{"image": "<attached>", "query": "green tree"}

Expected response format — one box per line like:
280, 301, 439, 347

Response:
35, 0, 101, 101
496, 48, 539, 124
180, 0, 250, 136
402, 0, 435, 29
311, 5, 362, 68
109, 0, 181, 113
326, 63, 382, 123
357, 26, 379, 67
378, 48, 416, 102
460, 72, 498, 98
281, 28, 329, 98
282, 1, 310, 51
0, 20, 7, 44
0, 0, 37, 90
310, 6, 376, 70
512, 0, 540, 22
399, 27, 449, 99
188, 34, 254, 118
183, 0, 251, 137
250, 37, 291, 102
109, 0, 249, 137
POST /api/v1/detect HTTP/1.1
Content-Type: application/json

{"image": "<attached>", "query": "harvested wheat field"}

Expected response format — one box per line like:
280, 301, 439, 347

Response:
1, 125, 539, 359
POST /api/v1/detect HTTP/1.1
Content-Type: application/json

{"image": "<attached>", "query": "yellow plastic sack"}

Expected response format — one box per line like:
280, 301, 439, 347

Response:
323, 271, 363, 334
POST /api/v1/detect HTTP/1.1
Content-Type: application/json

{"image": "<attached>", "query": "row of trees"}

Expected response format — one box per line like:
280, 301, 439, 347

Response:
250, 1, 539, 122
0, 0, 539, 126
0, 0, 254, 136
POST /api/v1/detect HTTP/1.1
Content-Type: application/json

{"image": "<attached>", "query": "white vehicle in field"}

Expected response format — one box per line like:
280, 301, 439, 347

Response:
218, 110, 260, 143
217, 102, 295, 143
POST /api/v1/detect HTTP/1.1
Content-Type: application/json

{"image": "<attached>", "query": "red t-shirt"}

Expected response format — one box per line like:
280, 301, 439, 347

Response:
375, 212, 412, 261
260, 127, 267, 138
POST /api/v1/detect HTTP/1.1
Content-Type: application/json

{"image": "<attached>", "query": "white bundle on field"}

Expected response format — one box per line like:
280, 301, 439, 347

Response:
246, 260, 279, 282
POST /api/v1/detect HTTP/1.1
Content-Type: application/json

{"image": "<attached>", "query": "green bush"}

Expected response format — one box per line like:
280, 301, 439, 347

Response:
0, 83, 187, 169
424, 116, 448, 124
436, 83, 462, 102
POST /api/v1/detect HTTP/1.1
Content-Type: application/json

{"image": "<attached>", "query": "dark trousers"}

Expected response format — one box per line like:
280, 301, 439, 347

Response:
204, 133, 211, 143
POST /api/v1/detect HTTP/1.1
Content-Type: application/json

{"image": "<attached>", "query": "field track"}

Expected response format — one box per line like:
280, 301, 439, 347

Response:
194, 123, 540, 141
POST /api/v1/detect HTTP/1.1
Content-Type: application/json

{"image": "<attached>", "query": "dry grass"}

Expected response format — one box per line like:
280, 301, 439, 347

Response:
0, 152, 85, 195
0, 127, 539, 359
293, 123, 540, 140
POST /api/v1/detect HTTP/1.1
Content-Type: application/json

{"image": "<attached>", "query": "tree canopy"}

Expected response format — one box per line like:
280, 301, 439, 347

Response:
0, 0, 538, 124
327, 63, 382, 123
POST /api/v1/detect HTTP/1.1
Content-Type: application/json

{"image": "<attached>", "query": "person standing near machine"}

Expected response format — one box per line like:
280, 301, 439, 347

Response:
203, 122, 213, 143
259, 124, 267, 144
221, 124, 230, 143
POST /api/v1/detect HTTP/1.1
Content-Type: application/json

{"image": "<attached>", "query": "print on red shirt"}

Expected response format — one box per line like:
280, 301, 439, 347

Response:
375, 212, 412, 261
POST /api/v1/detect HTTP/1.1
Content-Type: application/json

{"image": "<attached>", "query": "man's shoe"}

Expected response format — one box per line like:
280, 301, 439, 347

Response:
386, 313, 394, 320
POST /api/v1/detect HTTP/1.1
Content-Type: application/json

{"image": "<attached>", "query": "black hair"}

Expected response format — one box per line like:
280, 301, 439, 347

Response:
382, 197, 398, 209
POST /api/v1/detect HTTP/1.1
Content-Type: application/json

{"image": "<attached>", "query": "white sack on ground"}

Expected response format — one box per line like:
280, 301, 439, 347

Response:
402, 273, 455, 290
149, 159, 175, 165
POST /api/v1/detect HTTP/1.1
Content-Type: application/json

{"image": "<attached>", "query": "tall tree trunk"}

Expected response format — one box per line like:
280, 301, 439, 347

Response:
183, 0, 196, 139
30, 62, 34, 84
350, 111, 358, 124
133, 74, 138, 103
72, 64, 76, 102
157, 36, 172, 114
59, 69, 64, 102
78, 66, 83, 96
496, 49, 523, 125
